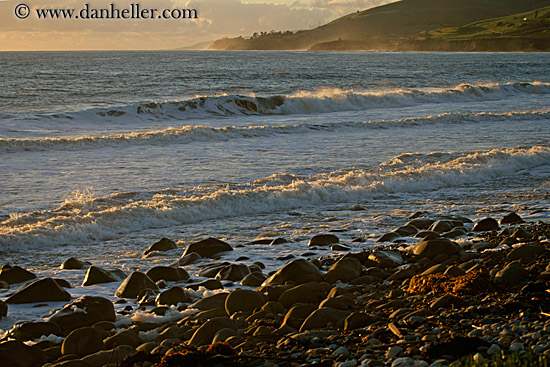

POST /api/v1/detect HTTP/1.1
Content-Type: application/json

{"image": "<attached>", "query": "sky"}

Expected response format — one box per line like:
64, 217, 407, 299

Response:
0, 0, 395, 50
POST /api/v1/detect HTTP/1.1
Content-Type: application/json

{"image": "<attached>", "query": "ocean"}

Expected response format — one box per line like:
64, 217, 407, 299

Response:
0, 51, 549, 331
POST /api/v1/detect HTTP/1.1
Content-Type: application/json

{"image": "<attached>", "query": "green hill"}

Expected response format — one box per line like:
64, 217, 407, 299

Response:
210, 0, 550, 51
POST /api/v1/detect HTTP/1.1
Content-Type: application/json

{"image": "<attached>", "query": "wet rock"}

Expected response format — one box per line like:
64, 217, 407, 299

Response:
344, 312, 374, 331
115, 271, 159, 299
156, 286, 190, 306
415, 231, 440, 240
186, 279, 223, 291
0, 300, 6, 319
215, 264, 250, 281
319, 296, 351, 310
395, 225, 418, 236
407, 218, 435, 230
82, 266, 125, 286
8, 321, 61, 341
60, 258, 91, 270
146, 266, 189, 282
511, 228, 533, 239
197, 262, 230, 278
429, 220, 454, 233
376, 232, 401, 243
0, 340, 45, 367
47, 296, 115, 332
81, 345, 135, 367
103, 328, 139, 349
413, 238, 460, 260
494, 263, 529, 286
431, 294, 465, 309
189, 293, 229, 311
170, 252, 202, 267
443, 265, 466, 277
183, 237, 233, 258
240, 272, 267, 287
188, 317, 237, 346
386, 267, 416, 281
278, 282, 330, 308
421, 264, 447, 276
506, 244, 543, 261
6, 277, 71, 304
368, 251, 404, 268
212, 328, 237, 343
143, 238, 177, 255
61, 327, 104, 357
308, 234, 339, 246
331, 244, 351, 251
300, 307, 350, 331
325, 257, 362, 284
281, 304, 317, 329
263, 259, 324, 286
473, 218, 499, 232
500, 212, 523, 224
225, 289, 266, 315
0, 264, 37, 285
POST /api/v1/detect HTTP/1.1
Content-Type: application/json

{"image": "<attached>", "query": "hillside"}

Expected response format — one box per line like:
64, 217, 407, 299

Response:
209, 0, 550, 51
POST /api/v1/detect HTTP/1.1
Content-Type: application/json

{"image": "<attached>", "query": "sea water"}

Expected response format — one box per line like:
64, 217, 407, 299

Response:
0, 51, 549, 332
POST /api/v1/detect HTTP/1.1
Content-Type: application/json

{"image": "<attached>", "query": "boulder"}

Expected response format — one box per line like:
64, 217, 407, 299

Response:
281, 304, 317, 329
8, 321, 61, 341
103, 328, 139, 349
225, 289, 266, 316
115, 272, 158, 299
0, 300, 6, 319
189, 293, 229, 311
325, 257, 362, 284
47, 296, 115, 332
60, 258, 90, 270
61, 327, 104, 357
81, 345, 135, 367
263, 259, 324, 286
0, 264, 36, 285
407, 218, 435, 230
308, 234, 339, 247
494, 263, 529, 286
82, 266, 125, 286
146, 266, 189, 282
500, 212, 523, 224
368, 251, 403, 268
183, 237, 233, 258
429, 220, 454, 233
186, 279, 224, 291
376, 232, 401, 243
215, 264, 250, 281
156, 287, 190, 306
506, 244, 543, 261
278, 282, 331, 309
344, 312, 374, 331
394, 225, 418, 236
0, 340, 45, 367
188, 317, 237, 346
143, 237, 177, 255
241, 272, 267, 287
300, 307, 350, 331
413, 238, 460, 260
473, 218, 499, 232
170, 252, 202, 267
431, 294, 465, 310
6, 277, 71, 304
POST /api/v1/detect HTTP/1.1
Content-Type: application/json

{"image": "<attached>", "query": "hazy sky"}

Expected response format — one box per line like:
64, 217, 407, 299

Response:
0, 0, 395, 50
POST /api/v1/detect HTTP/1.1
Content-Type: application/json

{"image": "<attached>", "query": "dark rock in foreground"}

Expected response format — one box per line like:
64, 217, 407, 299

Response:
115, 271, 159, 299
6, 277, 71, 304
47, 296, 115, 331
0, 264, 37, 285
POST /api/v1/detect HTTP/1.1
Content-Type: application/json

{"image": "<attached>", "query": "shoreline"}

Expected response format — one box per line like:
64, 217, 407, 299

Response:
1, 210, 550, 366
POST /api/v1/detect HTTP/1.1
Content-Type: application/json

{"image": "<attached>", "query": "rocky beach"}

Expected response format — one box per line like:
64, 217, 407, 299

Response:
1, 210, 550, 367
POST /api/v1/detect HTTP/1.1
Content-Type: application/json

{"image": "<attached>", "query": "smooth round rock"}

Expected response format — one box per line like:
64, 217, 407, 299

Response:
308, 234, 339, 246
182, 237, 233, 258
146, 266, 189, 282
143, 238, 177, 255
263, 259, 324, 286
225, 289, 266, 315
115, 271, 158, 299
61, 327, 104, 357
47, 296, 115, 332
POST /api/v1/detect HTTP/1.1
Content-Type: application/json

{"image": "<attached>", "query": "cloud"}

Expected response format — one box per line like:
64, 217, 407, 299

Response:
0, 0, 395, 50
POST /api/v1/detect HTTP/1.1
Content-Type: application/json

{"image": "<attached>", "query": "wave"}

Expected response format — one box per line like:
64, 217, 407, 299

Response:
2, 81, 549, 124
2, 109, 549, 153
1, 144, 548, 248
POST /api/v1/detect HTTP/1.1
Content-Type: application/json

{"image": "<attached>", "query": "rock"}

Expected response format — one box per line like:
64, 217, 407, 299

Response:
6, 277, 71, 304
103, 328, 139, 349
61, 327, 104, 357
263, 259, 324, 286
415, 231, 440, 240
212, 328, 237, 343
115, 271, 158, 299
189, 293, 229, 311
413, 238, 460, 260
300, 307, 350, 331
281, 304, 317, 329
215, 264, 250, 281
344, 312, 373, 331
325, 257, 362, 284
182, 237, 233, 258
331, 244, 351, 251
188, 317, 237, 346
197, 262, 230, 278
278, 282, 330, 309
429, 220, 453, 233
386, 267, 416, 281
50, 360, 92, 367
395, 225, 418, 236
473, 218, 499, 231
443, 265, 466, 277
506, 244, 543, 261
494, 263, 529, 286
376, 232, 401, 243
60, 258, 90, 270
0, 300, 6, 319
500, 212, 523, 224
0, 265, 37, 285
368, 251, 403, 268
225, 289, 266, 315
146, 266, 189, 282
407, 218, 435, 229
424, 336, 490, 359
511, 228, 533, 239
156, 286, 190, 306
386, 346, 403, 359
8, 321, 61, 341
0, 340, 45, 367
143, 237, 177, 255
186, 279, 224, 291
431, 294, 465, 309
54, 278, 72, 288
240, 272, 267, 287
47, 296, 115, 332
308, 234, 339, 246
170, 252, 202, 267
421, 264, 447, 276
0, 280, 9, 289
82, 266, 125, 286
81, 345, 135, 367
